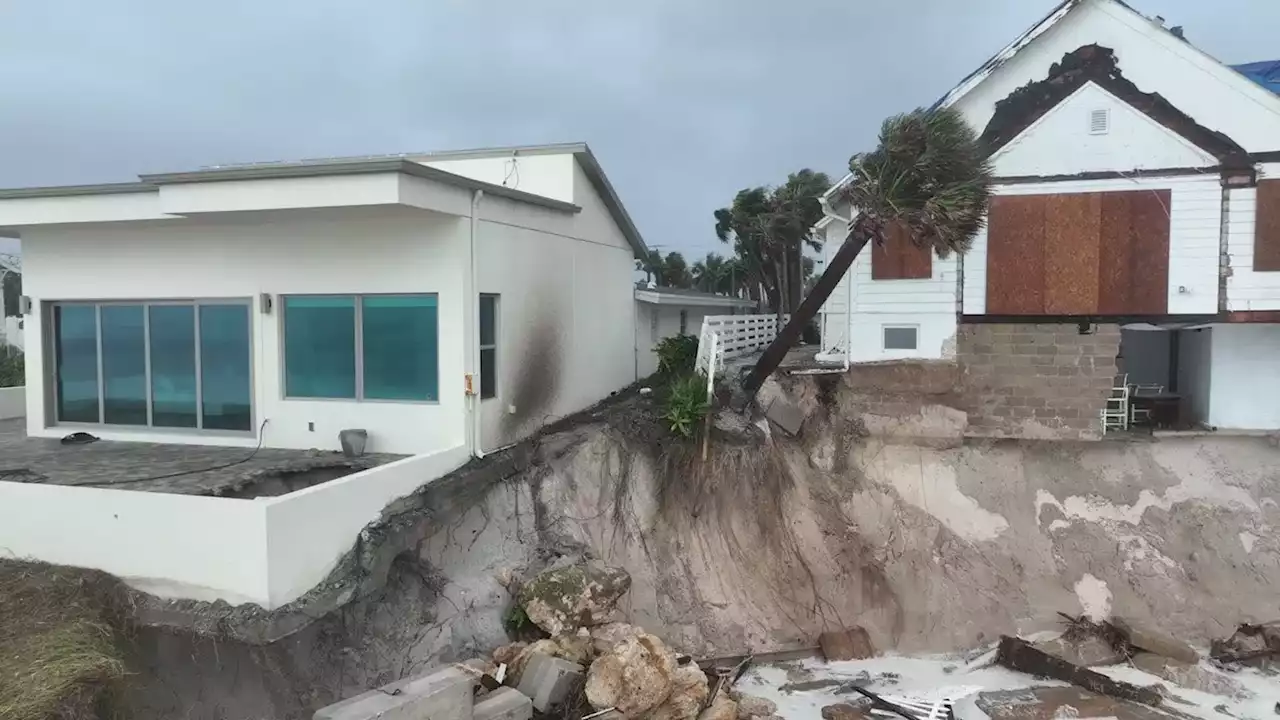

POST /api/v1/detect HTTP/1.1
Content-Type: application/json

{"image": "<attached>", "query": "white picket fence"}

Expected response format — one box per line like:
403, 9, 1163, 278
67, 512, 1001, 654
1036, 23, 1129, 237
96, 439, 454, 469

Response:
695, 314, 787, 375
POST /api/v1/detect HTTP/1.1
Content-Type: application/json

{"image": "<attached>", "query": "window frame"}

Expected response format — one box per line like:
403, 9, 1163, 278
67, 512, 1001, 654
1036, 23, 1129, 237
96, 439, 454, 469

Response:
479, 294, 498, 401
882, 324, 920, 351
280, 293, 440, 404
45, 298, 256, 435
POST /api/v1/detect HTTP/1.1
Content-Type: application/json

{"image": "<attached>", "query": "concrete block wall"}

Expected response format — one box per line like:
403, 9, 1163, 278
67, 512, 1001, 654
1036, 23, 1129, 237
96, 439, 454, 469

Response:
959, 323, 1121, 441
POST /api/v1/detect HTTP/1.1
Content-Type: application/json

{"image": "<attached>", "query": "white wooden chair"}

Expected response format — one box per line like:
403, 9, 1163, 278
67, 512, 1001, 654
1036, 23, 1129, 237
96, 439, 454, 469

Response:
868, 685, 983, 720
1100, 373, 1130, 433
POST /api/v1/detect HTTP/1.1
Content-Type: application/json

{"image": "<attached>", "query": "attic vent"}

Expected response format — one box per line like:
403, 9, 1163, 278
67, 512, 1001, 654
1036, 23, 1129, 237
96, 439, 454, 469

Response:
1089, 109, 1111, 135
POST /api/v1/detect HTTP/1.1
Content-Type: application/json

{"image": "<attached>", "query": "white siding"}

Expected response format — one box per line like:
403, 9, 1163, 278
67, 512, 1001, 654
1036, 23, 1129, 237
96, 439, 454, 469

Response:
951, 0, 1280, 153
21, 208, 470, 456
990, 82, 1216, 177
1226, 163, 1280, 312
1206, 324, 1280, 430
964, 175, 1221, 316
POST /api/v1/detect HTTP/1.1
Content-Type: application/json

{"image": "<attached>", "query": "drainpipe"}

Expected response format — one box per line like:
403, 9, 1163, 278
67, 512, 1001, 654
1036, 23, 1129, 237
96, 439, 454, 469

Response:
469, 189, 485, 458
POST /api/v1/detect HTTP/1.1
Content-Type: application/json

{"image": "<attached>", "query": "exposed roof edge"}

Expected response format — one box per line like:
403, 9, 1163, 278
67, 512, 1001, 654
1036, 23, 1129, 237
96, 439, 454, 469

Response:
572, 146, 648, 259
994, 165, 1225, 185
141, 159, 582, 213
980, 44, 1251, 167
0, 182, 155, 200
634, 288, 756, 307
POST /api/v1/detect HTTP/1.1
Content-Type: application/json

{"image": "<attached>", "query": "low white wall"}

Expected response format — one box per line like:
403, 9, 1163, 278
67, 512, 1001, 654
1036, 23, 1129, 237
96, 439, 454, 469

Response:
1208, 324, 1280, 431
0, 482, 270, 605
263, 445, 470, 608
0, 386, 24, 420
0, 444, 470, 609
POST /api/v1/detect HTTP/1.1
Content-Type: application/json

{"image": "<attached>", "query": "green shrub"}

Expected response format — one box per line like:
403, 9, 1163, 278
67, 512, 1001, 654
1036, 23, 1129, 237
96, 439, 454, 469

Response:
662, 373, 709, 438
0, 346, 21, 389
656, 334, 699, 376
503, 603, 530, 634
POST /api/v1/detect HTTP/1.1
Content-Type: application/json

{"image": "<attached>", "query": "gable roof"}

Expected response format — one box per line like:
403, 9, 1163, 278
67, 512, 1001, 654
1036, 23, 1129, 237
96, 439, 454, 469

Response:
980, 44, 1251, 168
408, 142, 648, 258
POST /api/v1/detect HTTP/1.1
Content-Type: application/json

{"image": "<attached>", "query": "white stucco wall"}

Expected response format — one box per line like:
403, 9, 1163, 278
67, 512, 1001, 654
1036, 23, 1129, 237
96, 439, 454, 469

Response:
1206, 324, 1280, 431
0, 386, 24, 419
988, 82, 1216, 177
474, 168, 639, 451
21, 207, 469, 455
634, 304, 716, 378
0, 481, 271, 604
963, 175, 1221, 316
950, 0, 1280, 153
1226, 163, 1280, 312
419, 154, 575, 204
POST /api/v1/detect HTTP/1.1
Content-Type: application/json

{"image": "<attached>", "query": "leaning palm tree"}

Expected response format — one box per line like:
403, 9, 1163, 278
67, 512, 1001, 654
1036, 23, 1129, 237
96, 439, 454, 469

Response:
741, 106, 994, 398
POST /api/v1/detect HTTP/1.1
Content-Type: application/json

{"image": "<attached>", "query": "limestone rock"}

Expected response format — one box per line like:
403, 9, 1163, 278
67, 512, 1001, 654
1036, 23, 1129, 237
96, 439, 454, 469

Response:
493, 641, 529, 667
585, 634, 678, 717
736, 694, 778, 720
700, 698, 739, 720
591, 622, 646, 655
553, 630, 595, 666
820, 627, 875, 661
822, 704, 872, 720
519, 562, 632, 636
646, 661, 710, 720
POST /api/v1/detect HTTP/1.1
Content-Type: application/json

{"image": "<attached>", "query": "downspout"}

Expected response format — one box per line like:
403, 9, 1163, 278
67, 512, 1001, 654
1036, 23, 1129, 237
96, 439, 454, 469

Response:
469, 189, 485, 458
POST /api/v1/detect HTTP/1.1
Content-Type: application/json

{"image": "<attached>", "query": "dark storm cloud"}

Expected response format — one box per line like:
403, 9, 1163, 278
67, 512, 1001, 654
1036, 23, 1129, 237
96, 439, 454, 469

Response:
1, 0, 1277, 258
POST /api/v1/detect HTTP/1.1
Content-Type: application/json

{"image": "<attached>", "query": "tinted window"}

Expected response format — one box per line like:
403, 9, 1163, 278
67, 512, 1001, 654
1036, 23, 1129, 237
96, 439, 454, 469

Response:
362, 295, 438, 401
283, 296, 356, 399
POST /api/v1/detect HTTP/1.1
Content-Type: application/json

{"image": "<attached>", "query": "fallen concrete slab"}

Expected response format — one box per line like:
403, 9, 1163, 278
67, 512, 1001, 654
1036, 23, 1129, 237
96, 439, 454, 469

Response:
515, 652, 585, 713
976, 687, 1182, 720
475, 688, 532, 720
313, 666, 474, 720
995, 636, 1161, 706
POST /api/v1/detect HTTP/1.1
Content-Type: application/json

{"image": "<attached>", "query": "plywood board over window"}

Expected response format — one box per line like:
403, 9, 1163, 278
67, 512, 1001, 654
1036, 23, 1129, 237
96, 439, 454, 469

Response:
986, 189, 1171, 315
1255, 180, 1280, 272
871, 222, 933, 280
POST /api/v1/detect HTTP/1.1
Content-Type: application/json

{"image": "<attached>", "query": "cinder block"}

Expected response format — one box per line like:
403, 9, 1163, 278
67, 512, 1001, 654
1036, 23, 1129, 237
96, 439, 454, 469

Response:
475, 688, 533, 720
314, 666, 474, 720
515, 653, 585, 713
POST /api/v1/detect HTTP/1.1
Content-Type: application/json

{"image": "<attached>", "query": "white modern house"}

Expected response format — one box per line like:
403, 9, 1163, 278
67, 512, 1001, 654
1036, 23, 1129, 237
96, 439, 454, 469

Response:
0, 143, 648, 457
634, 286, 756, 377
818, 0, 1280, 430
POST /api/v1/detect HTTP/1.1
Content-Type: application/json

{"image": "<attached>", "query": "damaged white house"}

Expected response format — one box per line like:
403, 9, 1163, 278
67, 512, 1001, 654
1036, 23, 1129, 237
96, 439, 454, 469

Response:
818, 0, 1280, 433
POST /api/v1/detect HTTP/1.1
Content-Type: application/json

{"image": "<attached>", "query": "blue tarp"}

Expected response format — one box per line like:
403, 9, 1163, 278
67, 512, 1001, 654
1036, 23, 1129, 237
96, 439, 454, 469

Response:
1233, 60, 1280, 95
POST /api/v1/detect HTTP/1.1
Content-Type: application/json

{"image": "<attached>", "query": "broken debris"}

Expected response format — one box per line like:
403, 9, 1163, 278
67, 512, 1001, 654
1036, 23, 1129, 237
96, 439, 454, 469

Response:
820, 627, 876, 662
995, 636, 1162, 706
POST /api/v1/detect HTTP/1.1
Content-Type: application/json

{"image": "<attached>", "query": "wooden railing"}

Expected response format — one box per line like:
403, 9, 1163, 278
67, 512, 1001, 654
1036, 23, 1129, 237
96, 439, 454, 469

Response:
695, 314, 787, 375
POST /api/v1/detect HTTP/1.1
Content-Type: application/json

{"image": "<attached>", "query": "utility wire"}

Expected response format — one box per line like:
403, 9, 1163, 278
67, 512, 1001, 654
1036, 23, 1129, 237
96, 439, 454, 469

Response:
64, 418, 270, 488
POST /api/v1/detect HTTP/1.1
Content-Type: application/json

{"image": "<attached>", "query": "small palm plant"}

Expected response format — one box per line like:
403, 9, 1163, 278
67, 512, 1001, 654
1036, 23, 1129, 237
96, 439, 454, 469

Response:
742, 106, 994, 397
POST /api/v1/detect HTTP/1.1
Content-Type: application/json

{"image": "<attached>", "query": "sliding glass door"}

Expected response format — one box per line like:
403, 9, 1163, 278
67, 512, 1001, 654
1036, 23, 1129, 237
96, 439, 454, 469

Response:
51, 300, 253, 432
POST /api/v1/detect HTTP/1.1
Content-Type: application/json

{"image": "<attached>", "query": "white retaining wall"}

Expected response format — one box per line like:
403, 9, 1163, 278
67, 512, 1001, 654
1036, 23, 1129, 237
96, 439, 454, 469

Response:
0, 444, 469, 608
0, 386, 24, 419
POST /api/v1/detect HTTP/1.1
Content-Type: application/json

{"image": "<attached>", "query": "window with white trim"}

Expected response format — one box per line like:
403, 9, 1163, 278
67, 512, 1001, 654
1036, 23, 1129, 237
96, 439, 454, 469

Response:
883, 325, 919, 351
282, 294, 439, 402
479, 294, 498, 400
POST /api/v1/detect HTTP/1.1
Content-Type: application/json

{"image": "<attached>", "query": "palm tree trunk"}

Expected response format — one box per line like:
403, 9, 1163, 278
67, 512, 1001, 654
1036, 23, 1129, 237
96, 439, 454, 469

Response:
740, 226, 873, 401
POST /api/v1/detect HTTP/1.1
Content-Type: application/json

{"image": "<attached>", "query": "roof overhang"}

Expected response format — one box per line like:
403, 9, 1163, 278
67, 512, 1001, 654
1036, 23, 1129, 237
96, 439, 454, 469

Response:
634, 288, 756, 308
0, 159, 581, 237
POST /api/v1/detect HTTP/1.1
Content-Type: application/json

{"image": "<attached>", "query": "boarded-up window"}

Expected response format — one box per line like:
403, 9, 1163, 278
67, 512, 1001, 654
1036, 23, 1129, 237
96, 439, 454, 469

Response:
871, 222, 933, 280
986, 189, 1171, 315
1255, 180, 1280, 272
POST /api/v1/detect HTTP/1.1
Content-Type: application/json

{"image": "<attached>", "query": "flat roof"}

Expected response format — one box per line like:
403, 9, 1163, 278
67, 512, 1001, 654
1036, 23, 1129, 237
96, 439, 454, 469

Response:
635, 287, 757, 308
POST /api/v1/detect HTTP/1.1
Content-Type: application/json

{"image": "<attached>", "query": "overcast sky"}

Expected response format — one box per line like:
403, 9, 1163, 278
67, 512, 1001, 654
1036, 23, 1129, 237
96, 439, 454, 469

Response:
1, 0, 1277, 260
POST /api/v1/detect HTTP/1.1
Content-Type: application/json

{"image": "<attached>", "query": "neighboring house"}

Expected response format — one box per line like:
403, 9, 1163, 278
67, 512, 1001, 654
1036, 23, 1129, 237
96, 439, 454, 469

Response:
0, 143, 649, 456
634, 286, 756, 377
819, 0, 1280, 433
0, 258, 20, 350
